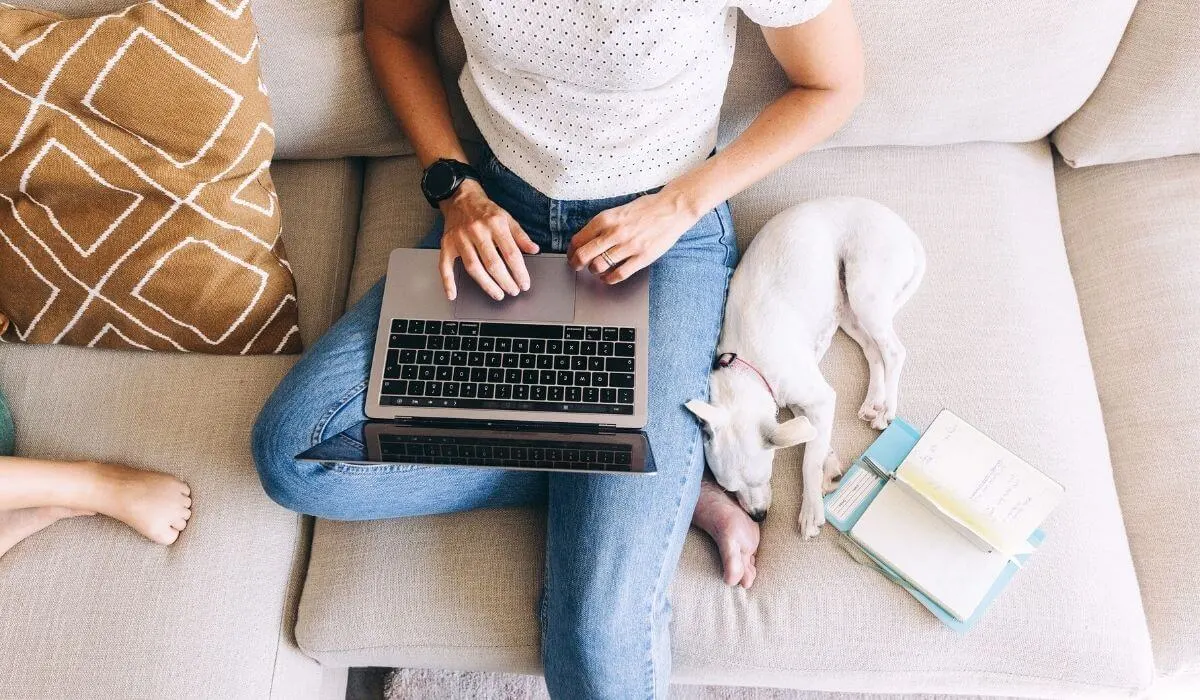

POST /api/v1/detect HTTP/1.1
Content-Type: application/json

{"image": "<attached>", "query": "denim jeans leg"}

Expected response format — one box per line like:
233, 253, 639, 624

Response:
541, 205, 736, 699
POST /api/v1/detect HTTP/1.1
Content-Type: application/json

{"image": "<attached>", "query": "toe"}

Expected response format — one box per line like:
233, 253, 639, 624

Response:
181, 508, 192, 521
720, 545, 745, 586
170, 517, 188, 531
742, 554, 757, 589
154, 526, 181, 545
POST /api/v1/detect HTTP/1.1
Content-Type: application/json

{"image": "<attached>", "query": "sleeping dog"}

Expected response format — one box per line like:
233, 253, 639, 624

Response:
686, 197, 925, 539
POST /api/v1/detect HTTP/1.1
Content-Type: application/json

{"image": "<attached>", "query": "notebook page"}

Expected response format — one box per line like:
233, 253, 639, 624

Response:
896, 410, 1064, 556
851, 481, 1011, 620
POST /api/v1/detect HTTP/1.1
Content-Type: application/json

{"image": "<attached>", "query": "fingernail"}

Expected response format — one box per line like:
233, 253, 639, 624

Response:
521, 282, 530, 291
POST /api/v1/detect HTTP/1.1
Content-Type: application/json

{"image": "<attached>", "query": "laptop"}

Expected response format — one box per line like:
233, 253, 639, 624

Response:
297, 248, 656, 475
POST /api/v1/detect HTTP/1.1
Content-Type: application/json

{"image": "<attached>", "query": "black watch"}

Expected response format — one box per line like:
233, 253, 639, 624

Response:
421, 158, 481, 209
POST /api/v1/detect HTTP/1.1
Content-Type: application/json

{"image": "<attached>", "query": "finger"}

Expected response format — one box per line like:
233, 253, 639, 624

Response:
600, 254, 648, 285
475, 237, 521, 297
510, 221, 540, 255
574, 227, 630, 271
494, 229, 532, 292
587, 242, 630, 275
438, 247, 459, 301
460, 244, 506, 300
567, 218, 606, 266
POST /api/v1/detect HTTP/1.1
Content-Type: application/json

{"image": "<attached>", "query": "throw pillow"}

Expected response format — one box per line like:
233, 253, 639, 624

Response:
0, 0, 301, 354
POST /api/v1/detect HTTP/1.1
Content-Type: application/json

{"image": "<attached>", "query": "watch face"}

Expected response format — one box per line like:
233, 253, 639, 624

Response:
424, 161, 458, 199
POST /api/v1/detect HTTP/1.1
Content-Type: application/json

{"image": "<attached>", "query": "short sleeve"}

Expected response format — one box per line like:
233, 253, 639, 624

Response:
732, 0, 834, 27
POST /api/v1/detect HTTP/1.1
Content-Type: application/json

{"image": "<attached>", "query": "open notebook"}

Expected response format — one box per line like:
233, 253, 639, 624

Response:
824, 410, 1064, 630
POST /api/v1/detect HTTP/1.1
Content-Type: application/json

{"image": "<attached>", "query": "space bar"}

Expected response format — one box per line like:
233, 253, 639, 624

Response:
459, 398, 632, 415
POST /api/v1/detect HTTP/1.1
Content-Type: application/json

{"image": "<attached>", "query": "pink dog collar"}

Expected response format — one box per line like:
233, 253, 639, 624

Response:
713, 352, 778, 404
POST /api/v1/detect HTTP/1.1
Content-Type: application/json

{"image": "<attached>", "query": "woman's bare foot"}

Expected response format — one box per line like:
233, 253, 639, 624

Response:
692, 478, 761, 588
0, 506, 94, 559
83, 462, 192, 545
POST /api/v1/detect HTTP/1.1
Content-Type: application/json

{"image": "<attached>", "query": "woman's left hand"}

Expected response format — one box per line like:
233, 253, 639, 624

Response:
567, 190, 700, 284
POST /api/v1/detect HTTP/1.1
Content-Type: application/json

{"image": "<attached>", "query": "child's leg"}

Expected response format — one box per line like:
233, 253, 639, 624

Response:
0, 505, 93, 559
0, 457, 192, 545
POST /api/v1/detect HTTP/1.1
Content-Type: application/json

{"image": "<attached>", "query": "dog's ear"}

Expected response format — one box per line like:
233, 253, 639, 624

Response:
767, 415, 817, 448
685, 399, 728, 429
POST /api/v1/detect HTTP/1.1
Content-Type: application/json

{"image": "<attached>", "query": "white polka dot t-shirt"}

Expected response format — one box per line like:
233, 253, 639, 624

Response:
450, 0, 832, 200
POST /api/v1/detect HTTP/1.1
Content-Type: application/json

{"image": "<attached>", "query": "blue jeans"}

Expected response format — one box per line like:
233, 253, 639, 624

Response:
252, 148, 738, 699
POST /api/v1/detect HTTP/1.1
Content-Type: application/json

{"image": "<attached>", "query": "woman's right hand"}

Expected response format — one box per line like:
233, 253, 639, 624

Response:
438, 180, 539, 301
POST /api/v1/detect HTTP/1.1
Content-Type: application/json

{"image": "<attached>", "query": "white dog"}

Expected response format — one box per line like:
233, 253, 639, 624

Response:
686, 197, 925, 539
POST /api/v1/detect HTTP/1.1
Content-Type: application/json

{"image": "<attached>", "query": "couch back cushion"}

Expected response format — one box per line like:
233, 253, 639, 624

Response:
19, 0, 1138, 159
1, 1, 302, 353
1053, 0, 1200, 167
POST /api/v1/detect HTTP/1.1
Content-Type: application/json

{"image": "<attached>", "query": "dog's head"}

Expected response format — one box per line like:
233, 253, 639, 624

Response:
685, 393, 816, 523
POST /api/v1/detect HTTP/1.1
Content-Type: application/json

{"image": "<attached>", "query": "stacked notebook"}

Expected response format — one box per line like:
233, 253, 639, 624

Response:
823, 410, 1064, 631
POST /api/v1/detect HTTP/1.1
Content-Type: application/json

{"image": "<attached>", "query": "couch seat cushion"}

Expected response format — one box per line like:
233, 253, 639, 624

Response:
297, 142, 1152, 697
1057, 154, 1200, 681
0, 158, 361, 699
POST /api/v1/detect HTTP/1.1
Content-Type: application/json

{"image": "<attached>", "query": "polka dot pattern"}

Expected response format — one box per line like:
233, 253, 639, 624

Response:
449, 0, 832, 200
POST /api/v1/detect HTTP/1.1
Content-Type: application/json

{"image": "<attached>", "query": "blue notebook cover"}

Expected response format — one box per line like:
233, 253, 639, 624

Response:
822, 419, 1044, 633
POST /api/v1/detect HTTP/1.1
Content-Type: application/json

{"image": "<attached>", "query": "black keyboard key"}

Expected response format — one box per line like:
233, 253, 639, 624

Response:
505, 369, 521, 383
606, 358, 634, 373
537, 355, 553, 369
574, 371, 590, 386
419, 366, 436, 380
486, 353, 502, 367
554, 355, 570, 370
581, 341, 596, 355
598, 450, 613, 464
391, 319, 408, 333
461, 382, 477, 398
408, 380, 425, 396
444, 336, 461, 350
400, 349, 417, 363
610, 372, 634, 387
401, 365, 418, 379
453, 367, 470, 381
540, 370, 556, 384
616, 451, 631, 464
564, 340, 580, 354
531, 386, 546, 401
382, 380, 406, 395
435, 351, 450, 365
502, 353, 519, 368
417, 350, 433, 364
442, 321, 458, 335
409, 320, 425, 334
513, 385, 529, 400
588, 357, 605, 371
598, 342, 613, 356
496, 385, 513, 399
584, 387, 599, 403
436, 366, 452, 381
548, 386, 564, 401
480, 322, 565, 339
427, 335, 444, 349
547, 339, 563, 354
459, 322, 479, 336
451, 352, 468, 365
496, 338, 512, 352
423, 321, 439, 334
619, 327, 635, 342
565, 326, 584, 340
530, 339, 545, 353
461, 337, 478, 351
513, 338, 529, 353
523, 369, 539, 384
602, 327, 619, 341
618, 389, 634, 404
488, 368, 504, 382
571, 356, 588, 371
615, 342, 635, 357
557, 370, 573, 385
592, 372, 607, 387
601, 388, 617, 403
471, 368, 487, 382
479, 337, 495, 351
479, 383, 495, 398
566, 387, 582, 402
469, 352, 485, 366
585, 327, 601, 340
444, 382, 459, 397
385, 364, 402, 379
390, 334, 425, 349
520, 354, 536, 368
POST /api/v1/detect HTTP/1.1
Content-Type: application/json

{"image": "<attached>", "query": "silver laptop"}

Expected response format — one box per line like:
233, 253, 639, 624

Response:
297, 249, 656, 475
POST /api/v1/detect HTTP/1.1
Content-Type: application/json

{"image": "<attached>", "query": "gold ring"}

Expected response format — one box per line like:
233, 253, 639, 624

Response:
601, 249, 617, 268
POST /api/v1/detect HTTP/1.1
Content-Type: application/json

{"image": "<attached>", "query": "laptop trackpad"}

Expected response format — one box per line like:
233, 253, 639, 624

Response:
453, 255, 576, 322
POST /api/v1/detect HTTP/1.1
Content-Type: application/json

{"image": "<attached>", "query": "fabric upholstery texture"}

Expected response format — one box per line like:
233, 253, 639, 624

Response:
1053, 0, 1200, 167
1057, 154, 1200, 680
0, 157, 360, 699
299, 141, 1154, 697
0, 0, 301, 354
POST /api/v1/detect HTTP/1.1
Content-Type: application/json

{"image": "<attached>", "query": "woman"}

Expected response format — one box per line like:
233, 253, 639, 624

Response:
0, 320, 193, 558
253, 0, 862, 696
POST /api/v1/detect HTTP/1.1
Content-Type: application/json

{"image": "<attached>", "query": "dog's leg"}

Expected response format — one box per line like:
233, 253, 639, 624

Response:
790, 384, 836, 540
839, 307, 888, 429
854, 307, 907, 427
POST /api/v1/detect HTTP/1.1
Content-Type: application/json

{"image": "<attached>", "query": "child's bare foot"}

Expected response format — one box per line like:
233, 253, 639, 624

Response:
692, 478, 761, 588
0, 506, 93, 559
84, 463, 192, 545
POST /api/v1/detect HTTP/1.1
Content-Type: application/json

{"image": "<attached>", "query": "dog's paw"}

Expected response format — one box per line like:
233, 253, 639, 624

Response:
821, 451, 845, 494
798, 493, 825, 540
859, 401, 891, 431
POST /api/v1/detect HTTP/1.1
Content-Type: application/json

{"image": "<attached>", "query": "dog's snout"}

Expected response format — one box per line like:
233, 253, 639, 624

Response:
748, 509, 767, 523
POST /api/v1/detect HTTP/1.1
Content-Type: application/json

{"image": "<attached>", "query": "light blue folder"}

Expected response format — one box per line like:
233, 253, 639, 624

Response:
822, 419, 1044, 633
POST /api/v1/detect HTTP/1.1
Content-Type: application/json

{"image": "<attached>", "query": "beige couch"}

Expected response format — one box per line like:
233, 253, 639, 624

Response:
2, 0, 1198, 697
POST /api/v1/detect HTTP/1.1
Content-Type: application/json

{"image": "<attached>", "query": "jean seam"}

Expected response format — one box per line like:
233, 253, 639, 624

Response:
715, 203, 737, 269
311, 379, 368, 447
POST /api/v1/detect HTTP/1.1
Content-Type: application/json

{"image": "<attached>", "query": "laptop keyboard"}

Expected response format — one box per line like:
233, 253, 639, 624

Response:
380, 319, 637, 415
378, 434, 635, 471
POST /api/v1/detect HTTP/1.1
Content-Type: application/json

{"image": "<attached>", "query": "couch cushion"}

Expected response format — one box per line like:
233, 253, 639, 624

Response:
0, 157, 360, 699
297, 142, 1154, 697
1057, 154, 1200, 681
1053, 0, 1200, 167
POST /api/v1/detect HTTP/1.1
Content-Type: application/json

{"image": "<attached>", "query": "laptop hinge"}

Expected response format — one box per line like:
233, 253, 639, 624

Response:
391, 416, 627, 434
